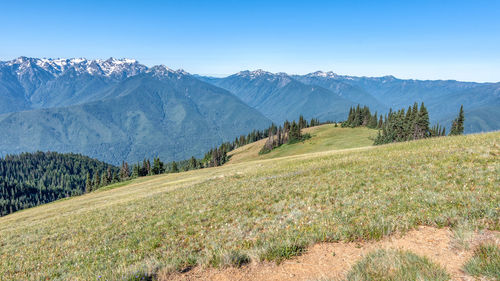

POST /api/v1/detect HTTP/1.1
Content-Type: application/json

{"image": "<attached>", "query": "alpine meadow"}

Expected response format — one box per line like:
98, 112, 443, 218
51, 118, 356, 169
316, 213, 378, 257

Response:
1, 1, 499, 281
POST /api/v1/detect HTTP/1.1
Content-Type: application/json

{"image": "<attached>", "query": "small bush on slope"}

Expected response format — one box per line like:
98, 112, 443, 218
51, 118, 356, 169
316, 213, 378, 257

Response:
346, 249, 450, 281
464, 243, 500, 280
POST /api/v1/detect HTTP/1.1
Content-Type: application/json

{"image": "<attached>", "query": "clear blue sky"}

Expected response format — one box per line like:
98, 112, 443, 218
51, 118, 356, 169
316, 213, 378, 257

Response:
1, 0, 499, 82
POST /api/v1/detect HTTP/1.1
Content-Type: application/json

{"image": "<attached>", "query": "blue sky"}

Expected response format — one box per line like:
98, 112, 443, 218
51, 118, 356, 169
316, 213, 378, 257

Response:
1, 0, 499, 82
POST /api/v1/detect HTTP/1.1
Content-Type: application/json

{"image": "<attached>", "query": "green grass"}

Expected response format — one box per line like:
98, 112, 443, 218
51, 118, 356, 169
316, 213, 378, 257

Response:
464, 244, 500, 280
0, 132, 498, 280
264, 125, 376, 159
345, 249, 450, 281
228, 125, 377, 163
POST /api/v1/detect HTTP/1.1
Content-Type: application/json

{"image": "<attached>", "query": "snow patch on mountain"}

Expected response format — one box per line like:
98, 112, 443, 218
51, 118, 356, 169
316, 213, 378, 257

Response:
146, 65, 190, 79
235, 70, 291, 86
4, 57, 147, 79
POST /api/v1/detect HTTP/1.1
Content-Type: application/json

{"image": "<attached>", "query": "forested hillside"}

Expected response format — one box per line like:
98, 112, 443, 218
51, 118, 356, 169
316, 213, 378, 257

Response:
0, 66, 271, 165
203, 70, 355, 123
0, 151, 118, 216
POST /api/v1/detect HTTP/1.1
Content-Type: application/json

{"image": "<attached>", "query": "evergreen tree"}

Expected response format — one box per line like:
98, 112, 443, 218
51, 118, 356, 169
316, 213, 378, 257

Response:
189, 156, 198, 170
85, 173, 93, 193
368, 112, 378, 128
416, 102, 429, 139
93, 172, 101, 189
171, 161, 179, 173
132, 163, 140, 178
101, 172, 108, 186
106, 167, 112, 184
298, 115, 307, 129
152, 157, 164, 175
450, 105, 465, 135
289, 121, 301, 142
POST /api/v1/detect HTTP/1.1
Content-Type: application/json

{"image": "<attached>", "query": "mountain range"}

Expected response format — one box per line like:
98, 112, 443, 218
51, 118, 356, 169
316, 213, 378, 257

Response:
0, 57, 498, 164
0, 57, 271, 164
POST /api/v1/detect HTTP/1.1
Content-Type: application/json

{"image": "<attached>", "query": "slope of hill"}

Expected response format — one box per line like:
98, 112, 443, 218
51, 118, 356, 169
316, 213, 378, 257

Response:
0, 68, 272, 164
204, 70, 355, 123
0, 130, 497, 280
228, 124, 377, 164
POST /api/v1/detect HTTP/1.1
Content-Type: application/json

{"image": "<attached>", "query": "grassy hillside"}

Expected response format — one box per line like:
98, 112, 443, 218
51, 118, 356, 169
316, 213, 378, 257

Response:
228, 124, 377, 164
0, 131, 498, 280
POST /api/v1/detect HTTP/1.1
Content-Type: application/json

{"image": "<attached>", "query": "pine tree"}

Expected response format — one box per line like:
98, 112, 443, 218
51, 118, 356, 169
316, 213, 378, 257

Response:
171, 161, 179, 173
368, 112, 378, 128
93, 172, 101, 189
298, 115, 307, 129
413, 102, 429, 140
106, 167, 112, 184
190, 156, 198, 170
146, 159, 152, 175
85, 173, 92, 193
132, 163, 140, 178
101, 172, 108, 186
289, 121, 301, 142
450, 105, 465, 135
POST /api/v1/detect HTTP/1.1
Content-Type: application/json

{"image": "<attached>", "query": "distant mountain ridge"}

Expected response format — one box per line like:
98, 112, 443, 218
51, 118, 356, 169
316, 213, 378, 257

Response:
0, 58, 272, 164
0, 57, 178, 113
295, 71, 500, 133
0, 57, 499, 165
202, 70, 500, 133
199, 69, 357, 123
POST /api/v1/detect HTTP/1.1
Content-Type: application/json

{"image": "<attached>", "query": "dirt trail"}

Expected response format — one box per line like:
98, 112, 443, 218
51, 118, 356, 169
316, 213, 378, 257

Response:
164, 226, 499, 281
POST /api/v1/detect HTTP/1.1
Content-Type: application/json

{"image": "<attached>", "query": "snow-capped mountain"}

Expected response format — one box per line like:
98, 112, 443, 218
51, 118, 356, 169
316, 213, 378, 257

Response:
4, 56, 148, 79
146, 65, 190, 80
0, 57, 271, 165
0, 57, 194, 113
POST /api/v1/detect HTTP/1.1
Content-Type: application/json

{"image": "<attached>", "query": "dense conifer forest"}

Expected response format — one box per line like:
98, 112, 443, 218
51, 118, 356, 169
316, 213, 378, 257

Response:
0, 152, 119, 216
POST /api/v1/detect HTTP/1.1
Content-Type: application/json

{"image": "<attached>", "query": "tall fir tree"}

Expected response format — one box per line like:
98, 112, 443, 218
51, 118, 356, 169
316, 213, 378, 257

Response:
93, 172, 101, 188
85, 173, 93, 193
450, 105, 465, 135
171, 161, 179, 173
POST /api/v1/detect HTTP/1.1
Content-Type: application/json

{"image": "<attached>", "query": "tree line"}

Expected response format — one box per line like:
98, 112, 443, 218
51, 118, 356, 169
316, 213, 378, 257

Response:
342, 103, 464, 145
260, 115, 314, 154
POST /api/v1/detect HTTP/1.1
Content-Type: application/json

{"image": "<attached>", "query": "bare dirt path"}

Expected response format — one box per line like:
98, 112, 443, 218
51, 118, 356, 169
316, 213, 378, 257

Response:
164, 226, 499, 281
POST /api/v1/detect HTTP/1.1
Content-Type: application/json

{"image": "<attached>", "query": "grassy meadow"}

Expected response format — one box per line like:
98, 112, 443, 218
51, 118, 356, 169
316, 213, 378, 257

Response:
228, 124, 377, 163
0, 127, 498, 280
